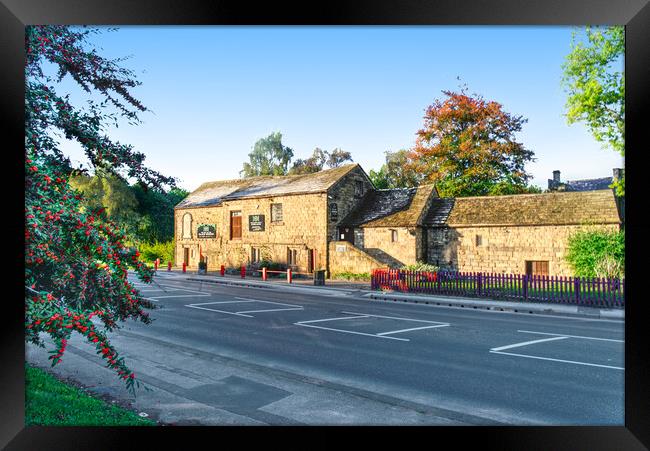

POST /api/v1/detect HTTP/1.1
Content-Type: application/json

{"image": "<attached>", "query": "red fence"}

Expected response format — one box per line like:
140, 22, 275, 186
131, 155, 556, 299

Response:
371, 269, 624, 308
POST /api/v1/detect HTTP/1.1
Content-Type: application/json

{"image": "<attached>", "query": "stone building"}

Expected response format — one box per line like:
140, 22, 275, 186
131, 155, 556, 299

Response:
175, 164, 622, 278
423, 190, 622, 276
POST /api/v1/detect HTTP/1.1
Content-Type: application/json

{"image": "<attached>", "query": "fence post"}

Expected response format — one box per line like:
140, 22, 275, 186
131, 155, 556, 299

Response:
477, 272, 482, 297
241, 266, 246, 278
262, 267, 267, 281
287, 268, 292, 284
220, 265, 225, 276
574, 276, 581, 304
523, 274, 528, 300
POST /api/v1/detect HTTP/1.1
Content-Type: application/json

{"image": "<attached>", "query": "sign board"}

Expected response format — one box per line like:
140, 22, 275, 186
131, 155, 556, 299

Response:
336, 244, 346, 252
197, 223, 216, 239
330, 203, 338, 221
249, 214, 265, 232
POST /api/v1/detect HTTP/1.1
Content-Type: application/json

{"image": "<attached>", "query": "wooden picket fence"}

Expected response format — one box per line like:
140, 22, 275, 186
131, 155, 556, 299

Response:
371, 269, 625, 308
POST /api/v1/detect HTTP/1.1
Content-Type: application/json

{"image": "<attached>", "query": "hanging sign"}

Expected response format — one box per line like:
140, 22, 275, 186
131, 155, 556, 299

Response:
197, 223, 216, 239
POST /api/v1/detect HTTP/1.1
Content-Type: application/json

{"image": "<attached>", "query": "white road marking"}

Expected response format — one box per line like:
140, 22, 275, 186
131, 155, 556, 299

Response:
490, 350, 624, 370
296, 323, 410, 341
238, 307, 303, 314
490, 336, 569, 352
190, 300, 258, 306
149, 293, 211, 299
341, 311, 449, 325
184, 305, 253, 317
517, 330, 624, 343
234, 297, 302, 308
377, 324, 450, 336
297, 315, 369, 324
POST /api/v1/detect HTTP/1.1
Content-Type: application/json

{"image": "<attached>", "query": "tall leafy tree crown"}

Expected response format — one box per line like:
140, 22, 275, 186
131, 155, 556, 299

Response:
241, 132, 294, 177
409, 89, 535, 197
25, 26, 175, 392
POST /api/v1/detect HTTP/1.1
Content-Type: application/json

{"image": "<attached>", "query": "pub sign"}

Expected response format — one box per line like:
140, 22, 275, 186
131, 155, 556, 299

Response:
197, 223, 216, 239
249, 214, 265, 232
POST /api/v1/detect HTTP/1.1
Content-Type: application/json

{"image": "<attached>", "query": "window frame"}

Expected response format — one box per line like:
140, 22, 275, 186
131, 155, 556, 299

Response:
230, 210, 242, 240
271, 203, 283, 223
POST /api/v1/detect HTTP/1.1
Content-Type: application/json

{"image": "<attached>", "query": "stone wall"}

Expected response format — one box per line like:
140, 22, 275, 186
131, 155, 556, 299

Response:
426, 224, 620, 276
362, 226, 418, 267
174, 192, 328, 272
328, 241, 387, 275
326, 166, 374, 242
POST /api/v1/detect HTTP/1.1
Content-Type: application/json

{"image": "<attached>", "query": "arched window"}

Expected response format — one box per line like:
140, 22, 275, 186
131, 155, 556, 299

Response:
182, 213, 192, 239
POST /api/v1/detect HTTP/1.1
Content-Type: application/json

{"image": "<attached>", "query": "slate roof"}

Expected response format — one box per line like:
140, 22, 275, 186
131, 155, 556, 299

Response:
340, 184, 437, 227
176, 164, 359, 209
431, 190, 621, 227
421, 198, 456, 226
565, 177, 613, 191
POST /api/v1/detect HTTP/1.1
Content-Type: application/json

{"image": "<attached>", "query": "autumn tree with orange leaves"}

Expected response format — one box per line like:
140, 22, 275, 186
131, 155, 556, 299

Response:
408, 89, 538, 197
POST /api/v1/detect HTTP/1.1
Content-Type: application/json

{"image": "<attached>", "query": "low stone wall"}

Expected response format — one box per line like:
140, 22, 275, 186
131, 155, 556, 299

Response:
328, 241, 387, 275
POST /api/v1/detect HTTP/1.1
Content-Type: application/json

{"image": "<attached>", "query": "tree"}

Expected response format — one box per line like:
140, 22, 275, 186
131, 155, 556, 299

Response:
565, 228, 624, 278
408, 89, 536, 197
240, 132, 294, 177
561, 26, 624, 195
369, 150, 421, 190
25, 25, 176, 393
288, 147, 353, 175
131, 184, 189, 243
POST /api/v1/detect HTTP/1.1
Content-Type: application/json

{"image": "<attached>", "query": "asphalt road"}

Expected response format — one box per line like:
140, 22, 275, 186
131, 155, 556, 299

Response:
27, 271, 624, 425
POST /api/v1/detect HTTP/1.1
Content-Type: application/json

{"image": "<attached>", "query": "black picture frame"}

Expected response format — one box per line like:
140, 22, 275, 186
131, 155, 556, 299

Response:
3, 0, 649, 449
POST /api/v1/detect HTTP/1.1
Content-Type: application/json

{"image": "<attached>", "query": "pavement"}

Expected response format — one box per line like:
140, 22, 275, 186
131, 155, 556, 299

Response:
26, 270, 625, 426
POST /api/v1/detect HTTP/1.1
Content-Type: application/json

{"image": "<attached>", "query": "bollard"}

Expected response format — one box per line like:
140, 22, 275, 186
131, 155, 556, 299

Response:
167, 261, 172, 271
182, 262, 186, 273
154, 260, 158, 271
241, 266, 246, 278
287, 268, 292, 284
262, 267, 267, 281
220, 265, 225, 276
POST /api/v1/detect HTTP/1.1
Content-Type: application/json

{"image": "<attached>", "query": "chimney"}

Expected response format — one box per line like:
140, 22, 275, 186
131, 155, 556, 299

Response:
553, 170, 561, 183
613, 168, 623, 180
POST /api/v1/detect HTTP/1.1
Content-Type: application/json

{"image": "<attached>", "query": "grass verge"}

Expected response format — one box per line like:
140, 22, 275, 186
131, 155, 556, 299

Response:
25, 363, 156, 426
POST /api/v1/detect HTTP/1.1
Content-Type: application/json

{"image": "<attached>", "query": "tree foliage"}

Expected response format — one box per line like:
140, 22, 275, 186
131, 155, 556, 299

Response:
565, 228, 624, 278
408, 89, 536, 197
289, 147, 353, 175
368, 150, 420, 189
561, 26, 625, 195
25, 25, 176, 393
240, 132, 294, 177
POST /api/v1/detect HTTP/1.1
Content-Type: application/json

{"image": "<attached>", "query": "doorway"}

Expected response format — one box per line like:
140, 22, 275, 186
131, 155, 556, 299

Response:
183, 248, 189, 266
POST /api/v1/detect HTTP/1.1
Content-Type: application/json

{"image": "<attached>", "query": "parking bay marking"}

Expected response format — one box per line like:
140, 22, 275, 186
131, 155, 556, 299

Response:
295, 312, 450, 341
490, 332, 624, 370
184, 298, 303, 317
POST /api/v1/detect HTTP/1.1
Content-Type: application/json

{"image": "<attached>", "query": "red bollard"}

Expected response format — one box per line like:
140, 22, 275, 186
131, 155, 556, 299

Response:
167, 261, 172, 271
241, 266, 246, 278
182, 262, 186, 273
262, 267, 267, 281
287, 268, 292, 284
220, 265, 225, 276
154, 260, 158, 271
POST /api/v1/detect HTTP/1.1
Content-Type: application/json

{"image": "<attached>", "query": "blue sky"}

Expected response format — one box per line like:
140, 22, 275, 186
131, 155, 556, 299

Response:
54, 26, 624, 192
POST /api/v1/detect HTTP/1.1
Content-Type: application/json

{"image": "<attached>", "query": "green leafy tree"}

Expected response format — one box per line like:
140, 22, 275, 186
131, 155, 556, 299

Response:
25, 25, 176, 393
409, 89, 535, 197
325, 148, 353, 168
289, 147, 353, 175
561, 26, 624, 195
131, 184, 188, 243
241, 132, 294, 177
565, 228, 624, 278
369, 150, 421, 190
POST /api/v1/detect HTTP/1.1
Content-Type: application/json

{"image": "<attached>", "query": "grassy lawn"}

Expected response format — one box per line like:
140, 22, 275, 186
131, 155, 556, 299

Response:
25, 364, 156, 426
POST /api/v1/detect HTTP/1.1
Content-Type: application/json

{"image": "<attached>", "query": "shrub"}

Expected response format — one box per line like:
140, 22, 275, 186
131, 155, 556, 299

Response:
565, 228, 624, 278
401, 262, 440, 273
137, 240, 174, 264
331, 272, 371, 281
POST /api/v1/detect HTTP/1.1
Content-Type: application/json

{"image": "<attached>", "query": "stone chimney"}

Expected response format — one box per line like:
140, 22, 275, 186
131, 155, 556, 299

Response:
613, 168, 623, 180
553, 170, 561, 183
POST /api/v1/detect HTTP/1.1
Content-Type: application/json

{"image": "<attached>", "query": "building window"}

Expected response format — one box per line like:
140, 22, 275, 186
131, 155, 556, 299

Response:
182, 213, 192, 239
287, 248, 298, 266
525, 261, 549, 276
251, 247, 261, 263
475, 235, 483, 246
271, 203, 283, 222
230, 211, 242, 239
355, 180, 364, 197
330, 203, 338, 221
391, 229, 398, 242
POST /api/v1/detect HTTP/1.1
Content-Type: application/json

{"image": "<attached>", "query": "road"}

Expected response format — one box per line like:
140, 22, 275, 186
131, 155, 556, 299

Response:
27, 271, 624, 425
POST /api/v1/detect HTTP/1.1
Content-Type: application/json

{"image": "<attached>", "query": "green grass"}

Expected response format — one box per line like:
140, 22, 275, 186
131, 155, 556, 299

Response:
25, 364, 156, 426
331, 272, 371, 281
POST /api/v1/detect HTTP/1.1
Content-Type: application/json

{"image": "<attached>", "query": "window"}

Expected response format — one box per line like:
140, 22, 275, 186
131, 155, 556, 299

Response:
182, 213, 192, 239
287, 248, 298, 266
391, 229, 398, 242
230, 211, 242, 239
525, 261, 549, 276
355, 180, 364, 197
251, 247, 261, 263
475, 235, 483, 246
271, 203, 283, 222
330, 203, 338, 221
